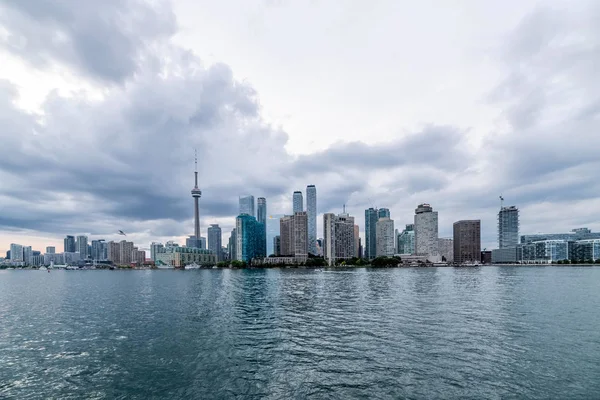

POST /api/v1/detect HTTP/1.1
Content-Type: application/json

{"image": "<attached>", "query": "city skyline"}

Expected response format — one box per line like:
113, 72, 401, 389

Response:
1, 1, 600, 254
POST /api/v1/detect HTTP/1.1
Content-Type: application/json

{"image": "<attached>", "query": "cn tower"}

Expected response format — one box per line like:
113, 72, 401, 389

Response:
191, 150, 202, 240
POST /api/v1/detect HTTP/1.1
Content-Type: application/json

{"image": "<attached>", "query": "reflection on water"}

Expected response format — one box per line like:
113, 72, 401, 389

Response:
1, 267, 600, 399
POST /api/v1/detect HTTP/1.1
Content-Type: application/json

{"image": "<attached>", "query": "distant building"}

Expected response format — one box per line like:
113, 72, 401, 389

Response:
438, 238, 454, 262
279, 212, 308, 257
46, 246, 55, 254
150, 242, 164, 262
521, 228, 600, 244
397, 224, 415, 255
91, 239, 106, 261
481, 250, 492, 264
521, 240, 568, 263
273, 235, 281, 256
257, 198, 267, 258
499, 206, 519, 248
107, 241, 120, 263
207, 224, 223, 261
119, 240, 134, 264
414, 204, 439, 261
236, 214, 265, 262
354, 225, 360, 258
44, 252, 64, 265
306, 185, 317, 255
364, 208, 378, 259
9, 244, 23, 263
377, 208, 391, 219
266, 214, 283, 256
239, 195, 255, 217
323, 212, 355, 265
228, 228, 237, 261
453, 220, 481, 263
77, 236, 88, 260
155, 247, 215, 267
23, 246, 32, 265
64, 235, 76, 253
376, 217, 395, 257
571, 239, 600, 262
64, 252, 81, 264
293, 191, 303, 213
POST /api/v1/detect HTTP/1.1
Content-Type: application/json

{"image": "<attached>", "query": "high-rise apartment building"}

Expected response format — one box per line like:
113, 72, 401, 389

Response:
279, 212, 308, 257
273, 235, 281, 256
377, 208, 391, 219
119, 240, 134, 264
293, 191, 303, 213
414, 204, 439, 260
453, 220, 481, 263
257, 197, 267, 258
396, 224, 415, 255
228, 228, 237, 261
306, 185, 317, 255
150, 242, 164, 262
23, 246, 32, 265
323, 212, 355, 265
64, 235, 76, 253
91, 239, 106, 261
236, 214, 264, 262
266, 214, 283, 256
280, 215, 294, 256
364, 208, 378, 259
499, 206, 519, 248
354, 225, 360, 258
208, 224, 223, 261
107, 241, 120, 264
239, 195, 255, 217
46, 246, 55, 254
77, 235, 88, 259
438, 238, 454, 262
376, 217, 395, 257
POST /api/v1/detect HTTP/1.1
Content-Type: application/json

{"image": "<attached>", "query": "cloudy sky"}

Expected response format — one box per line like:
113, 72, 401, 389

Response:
1, 0, 599, 253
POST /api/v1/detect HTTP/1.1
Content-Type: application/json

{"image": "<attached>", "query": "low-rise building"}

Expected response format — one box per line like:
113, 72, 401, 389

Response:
155, 246, 216, 267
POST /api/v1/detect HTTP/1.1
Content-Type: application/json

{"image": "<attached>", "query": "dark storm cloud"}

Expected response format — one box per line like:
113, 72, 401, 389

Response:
0, 0, 176, 83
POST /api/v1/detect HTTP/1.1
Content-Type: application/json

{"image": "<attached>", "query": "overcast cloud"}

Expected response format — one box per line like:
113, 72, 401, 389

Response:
0, 0, 599, 251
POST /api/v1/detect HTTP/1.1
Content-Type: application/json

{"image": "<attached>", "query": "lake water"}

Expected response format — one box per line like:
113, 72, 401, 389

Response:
1, 267, 599, 399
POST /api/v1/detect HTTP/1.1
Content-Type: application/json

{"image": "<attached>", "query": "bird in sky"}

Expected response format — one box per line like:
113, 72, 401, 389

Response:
118, 230, 126, 236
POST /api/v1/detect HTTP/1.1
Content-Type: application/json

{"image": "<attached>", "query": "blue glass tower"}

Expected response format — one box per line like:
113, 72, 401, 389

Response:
236, 214, 266, 262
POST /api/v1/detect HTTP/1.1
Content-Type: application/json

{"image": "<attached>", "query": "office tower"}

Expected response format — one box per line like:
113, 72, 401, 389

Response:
499, 206, 519, 248
228, 228, 237, 261
107, 241, 120, 263
293, 191, 303, 213
186, 236, 200, 249
365, 208, 378, 259
266, 214, 283, 256
414, 204, 439, 259
453, 220, 481, 263
257, 197, 267, 258
23, 246, 32, 265
46, 246, 55, 254
239, 195, 255, 217
77, 235, 88, 260
208, 224, 223, 261
200, 237, 206, 249
293, 211, 309, 257
150, 242, 164, 262
438, 238, 454, 262
119, 240, 134, 264
273, 235, 281, 256
378, 208, 391, 219
354, 225, 360, 257
376, 217, 395, 257
64, 235, 75, 253
397, 224, 415, 255
306, 185, 317, 255
280, 215, 294, 256
323, 212, 355, 265
191, 151, 202, 241
91, 240, 106, 261
236, 214, 263, 262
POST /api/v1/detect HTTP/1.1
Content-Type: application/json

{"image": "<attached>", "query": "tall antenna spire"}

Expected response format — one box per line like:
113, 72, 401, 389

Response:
194, 149, 198, 188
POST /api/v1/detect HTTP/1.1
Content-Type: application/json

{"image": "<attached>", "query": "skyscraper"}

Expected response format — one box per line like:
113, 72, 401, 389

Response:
64, 235, 75, 253
397, 224, 415, 255
107, 241, 120, 263
23, 246, 32, 265
150, 242, 164, 262
280, 215, 294, 256
376, 217, 395, 257
377, 208, 391, 219
293, 211, 308, 257
208, 224, 223, 261
453, 220, 481, 263
354, 225, 360, 258
91, 239, 106, 261
273, 235, 281, 256
438, 238, 454, 262
77, 235, 88, 259
236, 214, 263, 262
306, 185, 317, 255
364, 208, 378, 259
323, 212, 355, 265
191, 151, 202, 241
239, 195, 255, 217
257, 197, 267, 258
293, 191, 303, 213
266, 214, 283, 256
46, 246, 55, 254
414, 204, 439, 260
119, 240, 134, 264
228, 228, 237, 261
499, 206, 519, 248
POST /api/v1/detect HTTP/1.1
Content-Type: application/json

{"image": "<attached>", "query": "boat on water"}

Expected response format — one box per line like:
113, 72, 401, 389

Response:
156, 265, 174, 269
184, 263, 201, 270
39, 266, 48, 271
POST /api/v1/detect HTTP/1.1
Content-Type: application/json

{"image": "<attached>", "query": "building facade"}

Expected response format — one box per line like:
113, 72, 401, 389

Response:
273, 235, 281, 256
236, 214, 265, 262
414, 204, 439, 260
354, 225, 360, 258
155, 247, 216, 267
266, 214, 283, 256
364, 208, 378, 259
499, 206, 519, 248
453, 220, 481, 263
208, 224, 222, 261
64, 235, 76, 253
376, 217, 395, 257
150, 242, 164, 262
46, 246, 55, 254
9, 244, 23, 263
377, 208, 391, 219
323, 212, 355, 265
293, 191, 303, 213
397, 224, 415, 255
239, 195, 255, 217
293, 212, 308, 257
119, 240, 134, 265
77, 236, 88, 259
438, 238, 454, 263
306, 185, 317, 255
256, 197, 267, 259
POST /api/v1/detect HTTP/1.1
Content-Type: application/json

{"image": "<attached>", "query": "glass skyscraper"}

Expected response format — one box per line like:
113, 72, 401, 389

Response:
397, 224, 415, 254
293, 191, 303, 213
236, 214, 265, 262
239, 195, 255, 217
498, 206, 519, 248
364, 208, 378, 259
266, 214, 283, 256
257, 198, 267, 259
306, 185, 317, 255
207, 224, 222, 261
377, 208, 390, 219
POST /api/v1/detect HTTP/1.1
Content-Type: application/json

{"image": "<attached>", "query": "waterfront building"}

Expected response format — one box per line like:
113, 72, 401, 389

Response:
107, 241, 120, 263
306, 185, 317, 254
397, 224, 415, 255
571, 239, 600, 261
236, 214, 265, 262
23, 246, 32, 265
377, 208, 391, 219
155, 247, 215, 267
239, 195, 255, 217
521, 228, 600, 244
354, 225, 360, 258
91, 240, 106, 261
453, 220, 481, 263
64, 252, 81, 264
207, 224, 223, 261
293, 191, 303, 213
499, 206, 519, 248
228, 228, 237, 261
119, 240, 134, 264
273, 235, 281, 256
491, 247, 520, 263
414, 204, 440, 261
44, 252, 64, 265
9, 243, 23, 263
266, 214, 283, 256
376, 217, 395, 257
64, 235, 76, 253
77, 236, 88, 259
364, 208, 378, 259
257, 198, 267, 258
521, 240, 568, 263
46, 246, 55, 254
323, 212, 355, 265
150, 242, 164, 262
293, 212, 309, 257
438, 238, 454, 263
280, 215, 294, 256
